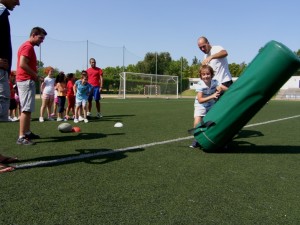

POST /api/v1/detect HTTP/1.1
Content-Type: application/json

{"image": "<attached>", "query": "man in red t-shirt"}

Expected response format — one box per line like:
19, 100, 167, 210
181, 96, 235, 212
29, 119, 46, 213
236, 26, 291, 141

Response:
87, 58, 103, 118
16, 27, 47, 145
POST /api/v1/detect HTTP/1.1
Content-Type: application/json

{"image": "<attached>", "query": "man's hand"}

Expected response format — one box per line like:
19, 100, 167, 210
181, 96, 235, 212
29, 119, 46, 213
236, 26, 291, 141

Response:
202, 56, 212, 65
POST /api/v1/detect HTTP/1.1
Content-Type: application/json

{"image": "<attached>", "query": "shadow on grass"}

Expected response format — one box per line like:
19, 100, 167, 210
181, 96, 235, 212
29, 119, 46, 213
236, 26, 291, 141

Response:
234, 129, 264, 138
34, 132, 124, 143
203, 143, 300, 154
227, 143, 300, 154
101, 114, 136, 118
15, 147, 145, 170
76, 148, 144, 165
204, 129, 300, 154
86, 114, 136, 123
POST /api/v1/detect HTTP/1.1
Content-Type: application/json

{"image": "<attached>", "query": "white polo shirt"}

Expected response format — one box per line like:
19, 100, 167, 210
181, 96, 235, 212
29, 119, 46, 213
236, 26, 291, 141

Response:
204, 45, 232, 84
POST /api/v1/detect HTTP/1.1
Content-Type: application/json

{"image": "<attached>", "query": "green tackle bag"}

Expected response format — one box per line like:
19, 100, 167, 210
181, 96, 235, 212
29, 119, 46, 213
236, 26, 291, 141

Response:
194, 40, 300, 151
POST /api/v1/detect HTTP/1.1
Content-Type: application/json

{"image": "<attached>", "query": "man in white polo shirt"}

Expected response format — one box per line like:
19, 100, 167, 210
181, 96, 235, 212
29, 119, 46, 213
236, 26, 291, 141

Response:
197, 36, 233, 88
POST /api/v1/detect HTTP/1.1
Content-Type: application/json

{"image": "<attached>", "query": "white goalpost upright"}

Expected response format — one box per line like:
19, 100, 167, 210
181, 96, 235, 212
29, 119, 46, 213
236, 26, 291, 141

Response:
119, 72, 126, 99
118, 72, 179, 99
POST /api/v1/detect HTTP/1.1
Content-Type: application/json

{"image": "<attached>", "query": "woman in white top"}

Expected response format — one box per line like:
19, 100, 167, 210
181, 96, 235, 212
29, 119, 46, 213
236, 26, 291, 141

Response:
39, 67, 55, 122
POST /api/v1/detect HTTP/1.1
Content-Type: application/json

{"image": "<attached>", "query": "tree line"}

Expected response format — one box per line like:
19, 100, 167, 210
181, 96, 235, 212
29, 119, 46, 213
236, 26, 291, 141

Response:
37, 50, 300, 93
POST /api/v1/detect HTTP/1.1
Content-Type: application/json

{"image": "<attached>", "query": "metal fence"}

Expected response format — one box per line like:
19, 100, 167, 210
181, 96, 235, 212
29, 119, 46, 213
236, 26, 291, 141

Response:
11, 35, 142, 73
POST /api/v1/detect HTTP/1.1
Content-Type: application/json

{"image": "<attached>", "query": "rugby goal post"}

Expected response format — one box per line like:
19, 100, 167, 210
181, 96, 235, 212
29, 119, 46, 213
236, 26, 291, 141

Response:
118, 72, 179, 99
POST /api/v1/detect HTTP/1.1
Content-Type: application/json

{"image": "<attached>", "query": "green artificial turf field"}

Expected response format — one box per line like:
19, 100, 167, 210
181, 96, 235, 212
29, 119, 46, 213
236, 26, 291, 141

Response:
1, 99, 299, 225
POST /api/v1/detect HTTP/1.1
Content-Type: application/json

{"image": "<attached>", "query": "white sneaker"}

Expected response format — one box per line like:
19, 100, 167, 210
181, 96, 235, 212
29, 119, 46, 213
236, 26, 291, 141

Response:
74, 118, 79, 123
39, 117, 44, 122
84, 118, 88, 123
78, 116, 84, 122
57, 117, 64, 122
12, 116, 19, 121
96, 113, 103, 118
87, 112, 92, 116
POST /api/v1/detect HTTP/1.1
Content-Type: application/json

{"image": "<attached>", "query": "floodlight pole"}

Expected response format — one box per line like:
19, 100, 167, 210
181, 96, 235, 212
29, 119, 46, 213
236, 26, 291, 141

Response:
123, 72, 126, 99
155, 52, 157, 75
180, 57, 183, 97
155, 52, 157, 84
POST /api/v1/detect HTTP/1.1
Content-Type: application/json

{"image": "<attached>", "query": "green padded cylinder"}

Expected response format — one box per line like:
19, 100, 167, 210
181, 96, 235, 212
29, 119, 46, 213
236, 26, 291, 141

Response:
194, 40, 300, 151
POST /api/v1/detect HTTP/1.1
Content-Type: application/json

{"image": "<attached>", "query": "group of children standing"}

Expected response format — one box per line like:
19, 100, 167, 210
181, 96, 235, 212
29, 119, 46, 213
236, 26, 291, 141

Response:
39, 67, 93, 123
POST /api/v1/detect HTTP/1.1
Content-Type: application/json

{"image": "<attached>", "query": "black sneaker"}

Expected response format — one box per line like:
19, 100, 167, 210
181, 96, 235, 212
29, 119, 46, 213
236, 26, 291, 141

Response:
189, 140, 200, 148
16, 137, 35, 145
25, 131, 40, 139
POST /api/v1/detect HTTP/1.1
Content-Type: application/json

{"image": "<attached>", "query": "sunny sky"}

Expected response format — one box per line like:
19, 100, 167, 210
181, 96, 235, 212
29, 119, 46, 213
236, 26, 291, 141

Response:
8, 0, 300, 73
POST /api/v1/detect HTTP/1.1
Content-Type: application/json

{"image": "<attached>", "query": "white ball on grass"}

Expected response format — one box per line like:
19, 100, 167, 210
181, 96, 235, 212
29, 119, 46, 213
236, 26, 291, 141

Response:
114, 122, 123, 128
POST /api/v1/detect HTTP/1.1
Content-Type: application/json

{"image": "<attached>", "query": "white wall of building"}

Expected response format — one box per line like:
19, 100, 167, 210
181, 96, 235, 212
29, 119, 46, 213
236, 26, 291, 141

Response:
280, 76, 300, 89
189, 76, 300, 90
189, 77, 238, 89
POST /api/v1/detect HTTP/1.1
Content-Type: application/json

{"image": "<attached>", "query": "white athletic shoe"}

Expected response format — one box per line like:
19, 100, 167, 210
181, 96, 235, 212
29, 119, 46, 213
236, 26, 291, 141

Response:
12, 116, 19, 121
78, 116, 84, 122
74, 118, 79, 123
96, 113, 103, 118
39, 117, 44, 122
84, 118, 88, 123
87, 112, 92, 116
57, 117, 64, 122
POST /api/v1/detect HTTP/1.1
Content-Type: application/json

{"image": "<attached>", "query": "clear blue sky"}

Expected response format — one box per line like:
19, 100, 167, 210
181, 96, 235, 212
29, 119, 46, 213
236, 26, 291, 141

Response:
9, 0, 300, 73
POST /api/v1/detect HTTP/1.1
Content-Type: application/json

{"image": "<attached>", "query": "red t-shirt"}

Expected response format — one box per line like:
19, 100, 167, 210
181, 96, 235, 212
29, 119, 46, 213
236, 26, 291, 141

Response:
16, 41, 37, 82
87, 67, 103, 87
66, 80, 75, 97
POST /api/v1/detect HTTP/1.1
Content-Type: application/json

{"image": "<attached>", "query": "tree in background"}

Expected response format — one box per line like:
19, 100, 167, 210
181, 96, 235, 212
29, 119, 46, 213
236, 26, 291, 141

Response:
37, 47, 299, 93
134, 52, 172, 75
229, 62, 247, 77
296, 50, 300, 75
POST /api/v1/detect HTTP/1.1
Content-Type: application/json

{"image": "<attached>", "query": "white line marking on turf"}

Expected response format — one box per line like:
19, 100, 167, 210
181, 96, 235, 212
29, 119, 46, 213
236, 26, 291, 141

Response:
15, 136, 193, 169
244, 115, 300, 128
14, 115, 300, 169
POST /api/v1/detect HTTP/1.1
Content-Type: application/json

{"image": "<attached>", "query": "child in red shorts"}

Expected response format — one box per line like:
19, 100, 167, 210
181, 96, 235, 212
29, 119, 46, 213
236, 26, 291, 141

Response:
65, 73, 75, 120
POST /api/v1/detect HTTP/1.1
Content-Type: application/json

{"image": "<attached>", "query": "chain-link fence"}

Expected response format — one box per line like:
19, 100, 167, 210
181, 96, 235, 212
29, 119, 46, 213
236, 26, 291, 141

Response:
11, 35, 142, 73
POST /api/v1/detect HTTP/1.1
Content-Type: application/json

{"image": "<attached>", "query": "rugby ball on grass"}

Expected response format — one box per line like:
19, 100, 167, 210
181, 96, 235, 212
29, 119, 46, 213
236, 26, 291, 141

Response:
58, 123, 73, 133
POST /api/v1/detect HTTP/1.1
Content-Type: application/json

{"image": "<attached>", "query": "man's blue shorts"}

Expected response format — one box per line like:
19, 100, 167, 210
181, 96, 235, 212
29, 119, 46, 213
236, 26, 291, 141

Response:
88, 86, 101, 101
